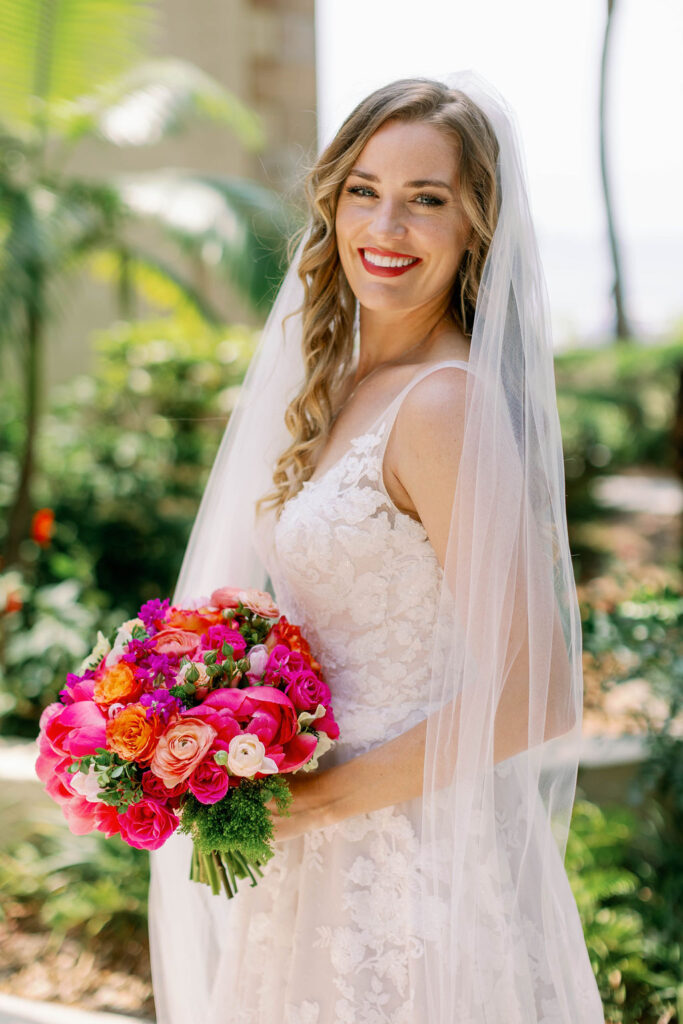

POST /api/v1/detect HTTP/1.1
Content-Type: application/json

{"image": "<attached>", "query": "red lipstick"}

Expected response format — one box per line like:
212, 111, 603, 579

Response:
359, 247, 421, 278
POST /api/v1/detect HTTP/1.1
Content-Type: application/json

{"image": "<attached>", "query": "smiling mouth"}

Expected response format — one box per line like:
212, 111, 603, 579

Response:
359, 247, 421, 276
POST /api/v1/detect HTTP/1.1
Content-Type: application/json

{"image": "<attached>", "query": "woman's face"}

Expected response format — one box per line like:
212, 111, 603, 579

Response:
335, 119, 471, 318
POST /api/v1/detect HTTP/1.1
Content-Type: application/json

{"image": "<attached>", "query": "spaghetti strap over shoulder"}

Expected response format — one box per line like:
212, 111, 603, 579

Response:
370, 357, 471, 439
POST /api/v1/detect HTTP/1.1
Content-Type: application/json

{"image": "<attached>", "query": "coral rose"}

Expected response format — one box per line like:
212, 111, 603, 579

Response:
152, 628, 201, 658
118, 798, 178, 851
106, 703, 164, 764
150, 717, 217, 787
94, 662, 142, 706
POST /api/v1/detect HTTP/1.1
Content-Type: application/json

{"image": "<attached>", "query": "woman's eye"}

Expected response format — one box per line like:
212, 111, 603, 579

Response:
344, 185, 444, 207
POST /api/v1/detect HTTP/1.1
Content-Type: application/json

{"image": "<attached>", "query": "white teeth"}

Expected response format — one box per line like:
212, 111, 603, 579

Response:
363, 250, 418, 268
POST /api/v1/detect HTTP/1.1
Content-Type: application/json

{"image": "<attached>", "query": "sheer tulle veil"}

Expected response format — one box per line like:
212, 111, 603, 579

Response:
148, 70, 604, 1023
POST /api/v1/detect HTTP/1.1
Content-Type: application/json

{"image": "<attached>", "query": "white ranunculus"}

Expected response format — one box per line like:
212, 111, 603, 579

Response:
226, 733, 278, 777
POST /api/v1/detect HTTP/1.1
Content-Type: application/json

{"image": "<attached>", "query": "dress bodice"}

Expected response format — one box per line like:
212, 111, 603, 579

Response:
269, 360, 468, 757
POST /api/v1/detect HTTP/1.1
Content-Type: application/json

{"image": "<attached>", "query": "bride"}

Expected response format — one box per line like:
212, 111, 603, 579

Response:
149, 72, 605, 1024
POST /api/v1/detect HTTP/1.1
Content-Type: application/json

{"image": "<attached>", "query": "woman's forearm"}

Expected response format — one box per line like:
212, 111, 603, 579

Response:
301, 716, 429, 831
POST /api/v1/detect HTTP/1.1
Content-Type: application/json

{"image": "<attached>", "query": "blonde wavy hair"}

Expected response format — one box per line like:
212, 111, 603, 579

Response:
258, 77, 500, 518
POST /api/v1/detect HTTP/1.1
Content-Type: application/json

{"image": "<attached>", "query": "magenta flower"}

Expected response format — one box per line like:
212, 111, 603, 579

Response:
118, 798, 179, 851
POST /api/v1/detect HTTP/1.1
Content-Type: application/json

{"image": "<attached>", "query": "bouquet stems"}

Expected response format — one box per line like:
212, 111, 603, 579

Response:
190, 845, 265, 898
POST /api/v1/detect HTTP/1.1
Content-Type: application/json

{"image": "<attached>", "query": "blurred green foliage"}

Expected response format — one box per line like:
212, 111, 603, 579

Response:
0, 315, 256, 734
567, 800, 682, 1023
556, 338, 682, 488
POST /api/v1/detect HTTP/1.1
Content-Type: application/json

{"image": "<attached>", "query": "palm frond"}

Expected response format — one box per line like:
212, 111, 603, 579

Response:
89, 247, 224, 325
55, 58, 265, 150
0, 0, 155, 127
115, 170, 296, 311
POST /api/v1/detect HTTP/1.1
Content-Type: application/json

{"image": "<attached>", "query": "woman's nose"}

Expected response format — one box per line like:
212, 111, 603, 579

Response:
371, 198, 407, 239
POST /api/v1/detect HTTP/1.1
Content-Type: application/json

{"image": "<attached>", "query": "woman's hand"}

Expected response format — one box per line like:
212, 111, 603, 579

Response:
267, 771, 329, 843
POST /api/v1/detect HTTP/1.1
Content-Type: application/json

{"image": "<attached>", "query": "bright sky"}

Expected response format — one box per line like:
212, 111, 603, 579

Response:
315, 0, 683, 340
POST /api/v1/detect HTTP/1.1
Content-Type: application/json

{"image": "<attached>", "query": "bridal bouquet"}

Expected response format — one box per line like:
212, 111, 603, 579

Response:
35, 587, 338, 898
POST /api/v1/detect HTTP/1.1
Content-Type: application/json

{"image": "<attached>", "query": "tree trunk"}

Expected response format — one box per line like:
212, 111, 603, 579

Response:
3, 282, 43, 567
599, 0, 632, 341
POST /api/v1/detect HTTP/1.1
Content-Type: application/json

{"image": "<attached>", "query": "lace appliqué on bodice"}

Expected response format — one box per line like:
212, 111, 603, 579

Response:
272, 414, 444, 756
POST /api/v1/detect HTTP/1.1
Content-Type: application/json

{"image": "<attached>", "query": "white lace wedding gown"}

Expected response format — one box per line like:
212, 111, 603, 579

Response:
201, 360, 467, 1024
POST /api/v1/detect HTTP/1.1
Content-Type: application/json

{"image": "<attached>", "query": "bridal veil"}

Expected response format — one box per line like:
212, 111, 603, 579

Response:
149, 70, 604, 1023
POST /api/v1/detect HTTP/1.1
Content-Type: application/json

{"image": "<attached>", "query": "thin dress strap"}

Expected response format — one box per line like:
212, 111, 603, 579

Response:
372, 358, 470, 459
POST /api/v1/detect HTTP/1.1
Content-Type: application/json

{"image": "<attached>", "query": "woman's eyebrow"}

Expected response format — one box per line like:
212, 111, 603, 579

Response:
348, 168, 454, 193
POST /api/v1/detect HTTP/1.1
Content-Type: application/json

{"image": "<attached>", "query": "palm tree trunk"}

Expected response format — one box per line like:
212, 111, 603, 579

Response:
4, 282, 43, 566
599, 0, 632, 341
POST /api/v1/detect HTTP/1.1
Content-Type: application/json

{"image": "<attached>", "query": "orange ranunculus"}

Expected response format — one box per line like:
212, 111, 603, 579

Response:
165, 607, 224, 634
31, 508, 55, 547
266, 617, 322, 675
106, 703, 164, 764
94, 662, 142, 706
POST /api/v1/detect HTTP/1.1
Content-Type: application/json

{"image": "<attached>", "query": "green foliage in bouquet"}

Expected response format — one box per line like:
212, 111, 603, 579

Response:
179, 776, 292, 898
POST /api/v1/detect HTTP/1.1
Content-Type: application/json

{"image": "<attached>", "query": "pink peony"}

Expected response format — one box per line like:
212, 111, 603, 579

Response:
197, 686, 298, 747
43, 700, 107, 757
150, 716, 217, 787
118, 798, 178, 851
315, 705, 340, 741
151, 627, 202, 658
60, 794, 100, 835
188, 758, 230, 804
285, 670, 331, 712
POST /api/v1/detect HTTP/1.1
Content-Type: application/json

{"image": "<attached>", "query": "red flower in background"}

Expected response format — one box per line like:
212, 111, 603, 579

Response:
31, 508, 55, 547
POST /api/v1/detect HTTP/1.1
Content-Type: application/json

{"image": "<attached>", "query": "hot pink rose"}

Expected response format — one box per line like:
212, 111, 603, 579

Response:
188, 758, 230, 804
43, 700, 107, 757
151, 628, 201, 658
201, 625, 247, 660
150, 716, 217, 787
285, 670, 331, 712
118, 798, 178, 851
264, 644, 307, 686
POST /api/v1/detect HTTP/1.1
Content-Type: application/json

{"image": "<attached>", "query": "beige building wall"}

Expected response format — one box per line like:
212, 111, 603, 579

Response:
49, 0, 317, 383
